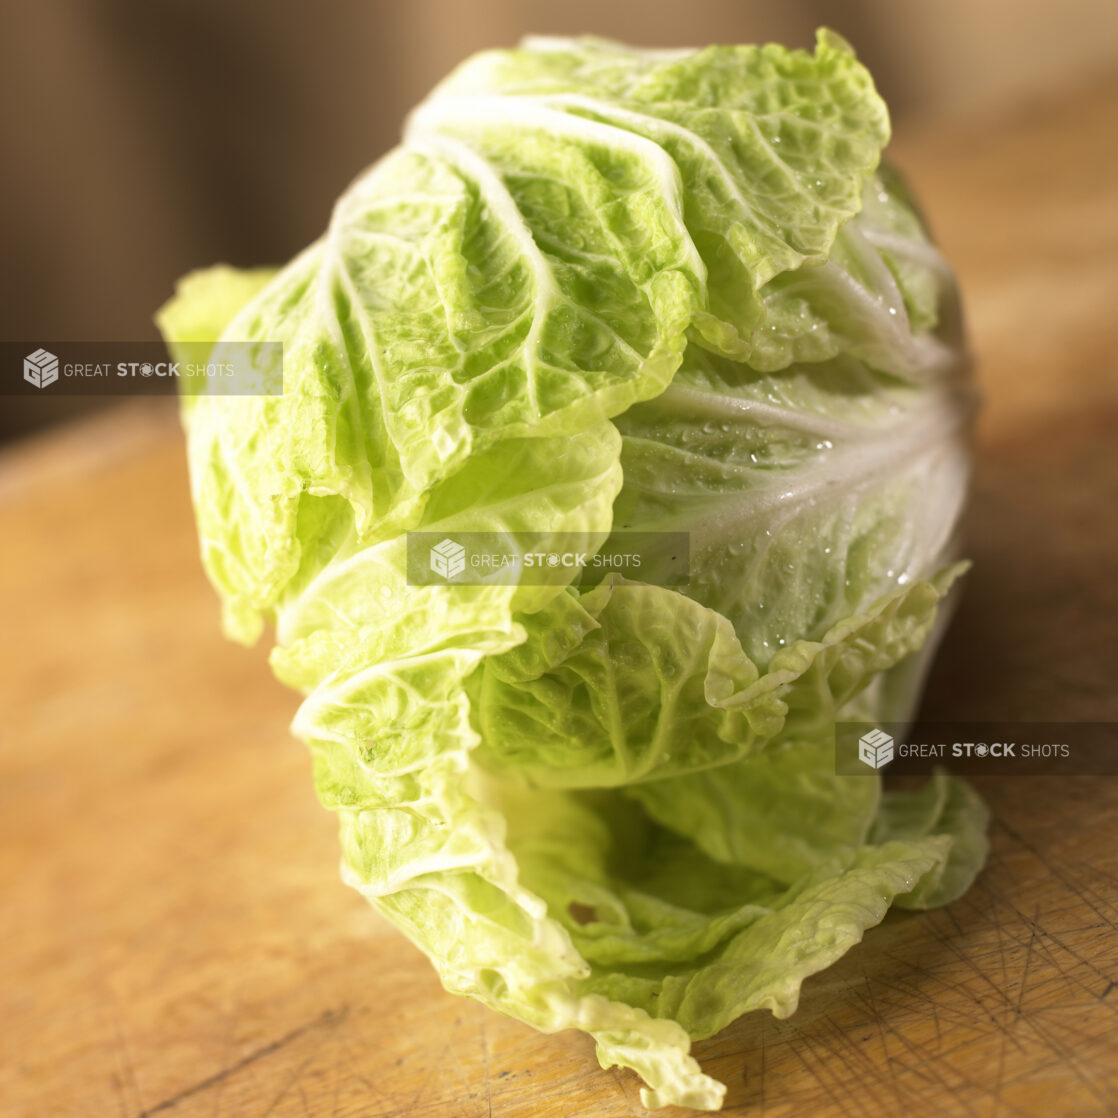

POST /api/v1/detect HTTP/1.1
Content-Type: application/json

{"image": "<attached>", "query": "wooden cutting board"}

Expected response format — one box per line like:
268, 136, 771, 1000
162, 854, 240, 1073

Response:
2, 74, 1117, 1118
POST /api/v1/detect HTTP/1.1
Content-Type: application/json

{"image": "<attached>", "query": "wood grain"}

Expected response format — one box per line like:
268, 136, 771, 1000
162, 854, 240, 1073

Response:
2, 75, 1117, 1118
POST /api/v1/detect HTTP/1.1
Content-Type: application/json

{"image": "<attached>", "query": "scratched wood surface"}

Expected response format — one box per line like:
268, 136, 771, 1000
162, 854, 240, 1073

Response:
2, 76, 1118, 1118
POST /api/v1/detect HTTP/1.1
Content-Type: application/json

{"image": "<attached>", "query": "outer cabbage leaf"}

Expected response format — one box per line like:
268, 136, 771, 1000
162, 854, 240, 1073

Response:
156, 265, 277, 368
489, 763, 987, 1108
411, 29, 889, 370
472, 563, 964, 789
872, 771, 991, 909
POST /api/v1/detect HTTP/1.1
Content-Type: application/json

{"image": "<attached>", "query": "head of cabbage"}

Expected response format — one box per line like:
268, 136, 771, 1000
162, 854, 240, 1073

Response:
158, 29, 987, 1111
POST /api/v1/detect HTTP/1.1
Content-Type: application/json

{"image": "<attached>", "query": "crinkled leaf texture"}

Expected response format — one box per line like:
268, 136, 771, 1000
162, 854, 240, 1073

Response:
157, 29, 986, 1111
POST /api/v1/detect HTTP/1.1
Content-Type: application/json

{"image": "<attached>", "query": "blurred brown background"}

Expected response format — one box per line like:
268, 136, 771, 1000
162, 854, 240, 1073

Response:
2, 0, 1118, 442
